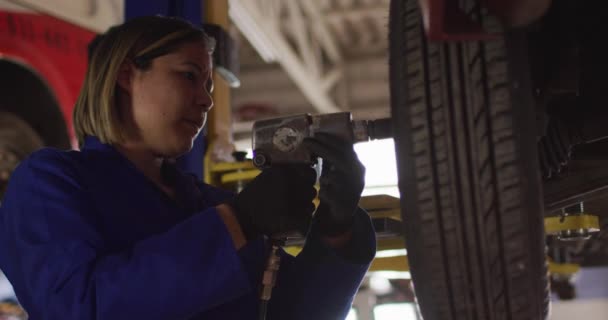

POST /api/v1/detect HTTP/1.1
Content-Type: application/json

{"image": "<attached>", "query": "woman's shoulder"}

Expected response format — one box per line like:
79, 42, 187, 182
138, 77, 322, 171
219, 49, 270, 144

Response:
13, 147, 84, 183
21, 147, 81, 168
2, 148, 87, 211
26, 147, 78, 162
192, 179, 235, 206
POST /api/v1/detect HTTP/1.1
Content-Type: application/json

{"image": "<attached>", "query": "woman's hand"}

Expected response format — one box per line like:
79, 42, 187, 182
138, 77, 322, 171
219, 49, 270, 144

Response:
303, 132, 366, 237
227, 165, 317, 240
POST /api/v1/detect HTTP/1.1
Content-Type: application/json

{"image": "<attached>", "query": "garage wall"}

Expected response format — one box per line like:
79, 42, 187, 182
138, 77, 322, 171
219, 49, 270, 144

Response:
550, 267, 608, 320
551, 299, 608, 320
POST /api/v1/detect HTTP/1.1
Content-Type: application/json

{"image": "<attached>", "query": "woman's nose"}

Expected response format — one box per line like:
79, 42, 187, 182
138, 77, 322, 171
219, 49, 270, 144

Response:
197, 88, 214, 112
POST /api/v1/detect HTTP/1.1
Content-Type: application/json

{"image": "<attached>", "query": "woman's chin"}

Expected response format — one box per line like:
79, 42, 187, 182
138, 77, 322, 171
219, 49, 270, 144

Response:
169, 128, 200, 156
175, 142, 195, 158
161, 138, 194, 158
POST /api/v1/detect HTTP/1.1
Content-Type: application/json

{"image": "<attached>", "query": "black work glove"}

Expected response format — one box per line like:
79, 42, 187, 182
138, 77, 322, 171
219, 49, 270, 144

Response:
303, 132, 366, 236
227, 165, 317, 240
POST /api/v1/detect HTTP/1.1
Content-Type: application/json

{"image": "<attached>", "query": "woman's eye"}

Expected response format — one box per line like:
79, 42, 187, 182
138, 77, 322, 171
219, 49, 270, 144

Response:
184, 72, 196, 81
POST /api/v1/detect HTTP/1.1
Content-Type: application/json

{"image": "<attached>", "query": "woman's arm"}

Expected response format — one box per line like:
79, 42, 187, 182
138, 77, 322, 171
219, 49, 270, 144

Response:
268, 208, 376, 319
215, 204, 247, 249
0, 149, 251, 320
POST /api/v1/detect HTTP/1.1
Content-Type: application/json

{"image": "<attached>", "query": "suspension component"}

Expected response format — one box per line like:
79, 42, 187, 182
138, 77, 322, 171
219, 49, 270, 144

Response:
547, 243, 580, 301
544, 202, 600, 241
538, 112, 583, 179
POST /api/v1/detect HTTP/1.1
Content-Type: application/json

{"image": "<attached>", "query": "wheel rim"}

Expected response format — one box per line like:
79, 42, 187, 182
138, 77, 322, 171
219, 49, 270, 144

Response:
0, 148, 20, 196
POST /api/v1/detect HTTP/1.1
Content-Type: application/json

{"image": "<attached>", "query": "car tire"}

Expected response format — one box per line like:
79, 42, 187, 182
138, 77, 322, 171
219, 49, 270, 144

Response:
0, 111, 43, 197
389, 0, 550, 319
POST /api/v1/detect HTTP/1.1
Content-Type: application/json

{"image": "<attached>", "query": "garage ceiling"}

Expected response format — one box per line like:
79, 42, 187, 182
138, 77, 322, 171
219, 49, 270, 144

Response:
228, 0, 392, 136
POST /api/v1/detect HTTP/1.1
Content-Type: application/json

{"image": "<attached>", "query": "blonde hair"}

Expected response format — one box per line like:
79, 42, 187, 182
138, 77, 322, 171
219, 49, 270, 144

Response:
73, 16, 215, 146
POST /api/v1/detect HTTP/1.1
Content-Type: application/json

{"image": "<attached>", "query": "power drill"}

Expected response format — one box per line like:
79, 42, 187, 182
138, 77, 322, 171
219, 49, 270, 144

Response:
250, 112, 392, 319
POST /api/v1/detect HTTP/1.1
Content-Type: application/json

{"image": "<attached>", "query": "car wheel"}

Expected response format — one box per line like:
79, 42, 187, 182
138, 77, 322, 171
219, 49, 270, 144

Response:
0, 111, 43, 197
389, 0, 550, 319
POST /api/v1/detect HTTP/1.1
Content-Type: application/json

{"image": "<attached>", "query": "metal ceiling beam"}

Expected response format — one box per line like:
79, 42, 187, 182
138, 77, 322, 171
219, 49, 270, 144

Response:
228, 0, 344, 114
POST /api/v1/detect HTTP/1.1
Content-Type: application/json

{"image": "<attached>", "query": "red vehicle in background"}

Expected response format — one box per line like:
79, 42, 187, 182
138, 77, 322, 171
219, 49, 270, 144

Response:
0, 0, 122, 195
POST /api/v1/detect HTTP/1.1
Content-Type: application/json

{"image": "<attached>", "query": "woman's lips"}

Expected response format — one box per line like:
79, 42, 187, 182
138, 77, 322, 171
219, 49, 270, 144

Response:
182, 119, 201, 133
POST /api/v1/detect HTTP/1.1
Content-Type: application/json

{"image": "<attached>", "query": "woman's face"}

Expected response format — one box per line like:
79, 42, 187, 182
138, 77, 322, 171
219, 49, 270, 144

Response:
120, 41, 214, 158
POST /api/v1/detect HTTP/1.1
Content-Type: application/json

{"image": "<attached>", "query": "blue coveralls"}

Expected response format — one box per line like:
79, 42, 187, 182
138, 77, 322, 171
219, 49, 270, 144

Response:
0, 136, 376, 319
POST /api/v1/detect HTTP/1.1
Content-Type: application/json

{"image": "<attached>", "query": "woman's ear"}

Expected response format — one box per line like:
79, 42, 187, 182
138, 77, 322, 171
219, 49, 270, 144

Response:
116, 60, 134, 93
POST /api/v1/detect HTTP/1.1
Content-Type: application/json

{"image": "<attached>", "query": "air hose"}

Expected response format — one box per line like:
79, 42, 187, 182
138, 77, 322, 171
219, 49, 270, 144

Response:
259, 238, 285, 320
